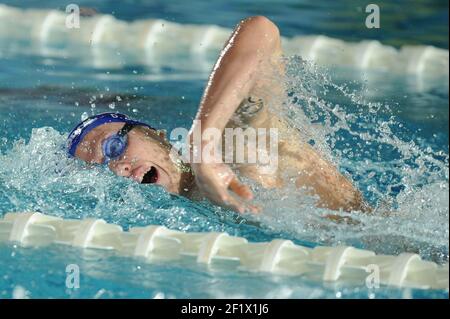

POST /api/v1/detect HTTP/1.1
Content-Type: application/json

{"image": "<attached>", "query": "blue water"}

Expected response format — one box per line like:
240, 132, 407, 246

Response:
0, 1, 448, 299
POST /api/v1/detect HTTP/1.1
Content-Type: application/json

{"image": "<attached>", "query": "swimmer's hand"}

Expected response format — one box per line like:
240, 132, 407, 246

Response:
191, 162, 260, 214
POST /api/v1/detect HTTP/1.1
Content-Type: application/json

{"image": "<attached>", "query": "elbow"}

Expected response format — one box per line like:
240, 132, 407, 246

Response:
241, 16, 280, 42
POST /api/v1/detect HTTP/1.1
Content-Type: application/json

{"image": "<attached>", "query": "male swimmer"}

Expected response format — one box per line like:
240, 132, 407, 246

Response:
67, 16, 369, 214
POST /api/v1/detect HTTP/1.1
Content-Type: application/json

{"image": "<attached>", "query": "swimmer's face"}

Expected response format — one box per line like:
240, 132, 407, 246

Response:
75, 122, 183, 193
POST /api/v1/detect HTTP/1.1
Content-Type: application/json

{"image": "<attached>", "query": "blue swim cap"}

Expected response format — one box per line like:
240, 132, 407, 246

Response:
67, 112, 154, 157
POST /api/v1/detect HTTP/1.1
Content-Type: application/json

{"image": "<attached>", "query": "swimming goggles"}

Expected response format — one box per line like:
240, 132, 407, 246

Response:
101, 123, 135, 164
67, 112, 155, 159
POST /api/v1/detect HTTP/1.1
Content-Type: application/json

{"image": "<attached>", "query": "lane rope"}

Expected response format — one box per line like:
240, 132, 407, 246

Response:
1, 212, 448, 290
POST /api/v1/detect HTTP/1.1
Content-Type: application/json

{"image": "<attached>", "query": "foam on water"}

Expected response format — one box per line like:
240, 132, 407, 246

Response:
248, 56, 448, 263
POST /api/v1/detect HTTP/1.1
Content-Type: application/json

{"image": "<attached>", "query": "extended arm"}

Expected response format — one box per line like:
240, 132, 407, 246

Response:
192, 16, 281, 134
188, 16, 281, 213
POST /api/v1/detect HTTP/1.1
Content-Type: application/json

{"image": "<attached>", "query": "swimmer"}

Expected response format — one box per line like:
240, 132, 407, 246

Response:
67, 16, 370, 214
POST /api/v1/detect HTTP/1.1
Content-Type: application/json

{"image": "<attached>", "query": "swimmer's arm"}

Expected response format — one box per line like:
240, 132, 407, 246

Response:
191, 16, 281, 136
188, 16, 281, 213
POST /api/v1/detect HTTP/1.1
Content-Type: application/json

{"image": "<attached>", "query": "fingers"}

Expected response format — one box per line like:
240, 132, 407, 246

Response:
223, 196, 246, 214
217, 191, 260, 215
225, 177, 259, 213
229, 177, 253, 200
194, 164, 259, 214
204, 184, 259, 215
221, 195, 258, 214
247, 203, 261, 213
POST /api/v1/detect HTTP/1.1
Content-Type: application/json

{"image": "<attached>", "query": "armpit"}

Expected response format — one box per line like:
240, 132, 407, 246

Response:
230, 96, 265, 126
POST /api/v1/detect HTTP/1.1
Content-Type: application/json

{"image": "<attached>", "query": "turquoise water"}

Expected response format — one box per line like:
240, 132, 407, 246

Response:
0, 1, 448, 298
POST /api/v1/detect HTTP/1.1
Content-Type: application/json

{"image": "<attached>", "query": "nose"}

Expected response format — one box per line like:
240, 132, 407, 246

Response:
109, 161, 132, 177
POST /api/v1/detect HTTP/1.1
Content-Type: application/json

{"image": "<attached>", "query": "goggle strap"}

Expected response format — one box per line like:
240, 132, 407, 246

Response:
117, 123, 135, 137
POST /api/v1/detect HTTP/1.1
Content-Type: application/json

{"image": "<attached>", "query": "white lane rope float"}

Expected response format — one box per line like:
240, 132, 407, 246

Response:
0, 212, 448, 290
0, 4, 448, 80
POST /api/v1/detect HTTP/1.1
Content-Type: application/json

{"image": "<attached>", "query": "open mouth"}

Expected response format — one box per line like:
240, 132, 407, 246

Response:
141, 166, 158, 184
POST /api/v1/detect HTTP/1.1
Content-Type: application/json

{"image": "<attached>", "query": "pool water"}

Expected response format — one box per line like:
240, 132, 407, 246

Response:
0, 1, 448, 298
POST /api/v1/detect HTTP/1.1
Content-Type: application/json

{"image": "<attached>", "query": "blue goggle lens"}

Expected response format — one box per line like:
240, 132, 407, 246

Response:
102, 135, 127, 163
